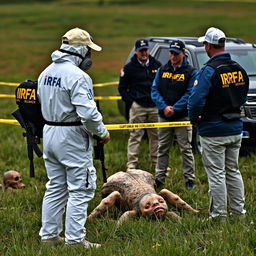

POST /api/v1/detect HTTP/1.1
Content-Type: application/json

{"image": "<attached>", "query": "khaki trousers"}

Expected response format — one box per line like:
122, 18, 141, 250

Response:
127, 102, 158, 169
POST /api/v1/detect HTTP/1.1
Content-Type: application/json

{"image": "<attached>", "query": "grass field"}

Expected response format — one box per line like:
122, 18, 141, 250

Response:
1, 1, 256, 255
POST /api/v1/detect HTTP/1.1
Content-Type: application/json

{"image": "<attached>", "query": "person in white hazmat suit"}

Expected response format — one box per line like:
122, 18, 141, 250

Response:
38, 27, 110, 248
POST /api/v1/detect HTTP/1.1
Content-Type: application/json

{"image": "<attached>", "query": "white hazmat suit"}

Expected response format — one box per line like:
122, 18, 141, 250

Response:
38, 37, 108, 245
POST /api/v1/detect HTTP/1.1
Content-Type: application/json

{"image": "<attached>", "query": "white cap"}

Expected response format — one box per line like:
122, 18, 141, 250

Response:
198, 27, 226, 45
62, 27, 102, 51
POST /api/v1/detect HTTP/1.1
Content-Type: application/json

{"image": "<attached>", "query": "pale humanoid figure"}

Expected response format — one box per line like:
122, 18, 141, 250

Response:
88, 169, 198, 225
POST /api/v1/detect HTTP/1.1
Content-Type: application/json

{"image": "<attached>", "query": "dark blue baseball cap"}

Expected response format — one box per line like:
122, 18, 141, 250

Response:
135, 39, 149, 51
169, 40, 185, 53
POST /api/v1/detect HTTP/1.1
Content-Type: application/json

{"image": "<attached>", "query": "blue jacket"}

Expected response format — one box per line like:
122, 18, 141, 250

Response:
188, 52, 248, 137
151, 56, 198, 120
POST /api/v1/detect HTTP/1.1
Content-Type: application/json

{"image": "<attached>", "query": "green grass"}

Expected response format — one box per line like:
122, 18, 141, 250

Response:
1, 1, 256, 255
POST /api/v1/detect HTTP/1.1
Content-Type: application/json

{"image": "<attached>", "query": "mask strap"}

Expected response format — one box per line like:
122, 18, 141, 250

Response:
59, 49, 84, 59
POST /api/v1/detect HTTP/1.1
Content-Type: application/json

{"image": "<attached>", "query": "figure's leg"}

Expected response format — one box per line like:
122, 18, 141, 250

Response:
225, 135, 246, 216
39, 129, 69, 241
200, 136, 227, 219
146, 107, 159, 169
39, 158, 68, 240
88, 191, 122, 219
117, 210, 137, 226
65, 165, 96, 244
155, 117, 174, 185
159, 189, 199, 213
174, 124, 195, 184
127, 102, 147, 169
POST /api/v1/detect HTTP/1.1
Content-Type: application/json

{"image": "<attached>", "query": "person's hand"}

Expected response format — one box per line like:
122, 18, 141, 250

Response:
163, 106, 174, 118
100, 131, 110, 144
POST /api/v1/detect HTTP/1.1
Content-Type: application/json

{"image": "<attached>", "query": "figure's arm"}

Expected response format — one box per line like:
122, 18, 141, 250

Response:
118, 66, 133, 105
117, 210, 138, 226
151, 68, 167, 111
71, 76, 108, 139
188, 66, 214, 125
159, 189, 199, 214
165, 211, 181, 219
173, 69, 199, 113
88, 191, 122, 220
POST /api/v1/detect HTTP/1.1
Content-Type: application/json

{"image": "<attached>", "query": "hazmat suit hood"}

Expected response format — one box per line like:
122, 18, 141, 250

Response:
51, 43, 89, 67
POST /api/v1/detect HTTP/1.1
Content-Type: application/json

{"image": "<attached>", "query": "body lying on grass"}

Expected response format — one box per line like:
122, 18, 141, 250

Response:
88, 169, 199, 225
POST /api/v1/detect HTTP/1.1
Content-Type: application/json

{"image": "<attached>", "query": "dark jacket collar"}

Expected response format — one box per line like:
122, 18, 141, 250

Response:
206, 52, 231, 65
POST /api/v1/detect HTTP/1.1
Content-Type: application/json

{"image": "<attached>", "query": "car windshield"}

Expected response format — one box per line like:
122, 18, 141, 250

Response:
196, 49, 256, 76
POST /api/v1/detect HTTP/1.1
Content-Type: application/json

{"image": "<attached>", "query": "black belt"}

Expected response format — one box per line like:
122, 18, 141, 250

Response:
45, 120, 82, 126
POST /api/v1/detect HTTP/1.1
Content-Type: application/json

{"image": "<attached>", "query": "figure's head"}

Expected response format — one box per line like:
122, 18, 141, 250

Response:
134, 193, 168, 218
3, 170, 25, 191
62, 27, 102, 51
169, 40, 185, 68
134, 38, 150, 63
198, 27, 226, 57
60, 27, 102, 70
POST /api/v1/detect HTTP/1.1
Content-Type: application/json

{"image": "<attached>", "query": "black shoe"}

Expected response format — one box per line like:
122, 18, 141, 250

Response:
185, 180, 195, 190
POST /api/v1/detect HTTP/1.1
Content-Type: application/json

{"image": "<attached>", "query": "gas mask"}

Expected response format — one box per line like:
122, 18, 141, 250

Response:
59, 47, 92, 71
79, 48, 92, 70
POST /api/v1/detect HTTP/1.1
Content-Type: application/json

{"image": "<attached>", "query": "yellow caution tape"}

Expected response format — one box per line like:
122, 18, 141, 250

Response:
0, 81, 119, 87
0, 94, 121, 100
0, 119, 19, 125
93, 81, 118, 87
0, 82, 19, 87
105, 122, 191, 130
0, 119, 191, 129
0, 94, 15, 98
94, 96, 121, 100
0, 81, 190, 129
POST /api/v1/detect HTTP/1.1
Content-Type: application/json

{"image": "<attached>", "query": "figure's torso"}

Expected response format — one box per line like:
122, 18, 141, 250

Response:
102, 170, 156, 209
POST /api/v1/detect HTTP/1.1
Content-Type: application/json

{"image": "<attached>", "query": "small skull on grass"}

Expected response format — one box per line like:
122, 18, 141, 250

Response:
3, 170, 25, 191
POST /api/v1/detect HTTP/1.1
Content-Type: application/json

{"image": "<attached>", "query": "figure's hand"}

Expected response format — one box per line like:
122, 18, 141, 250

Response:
100, 131, 110, 144
166, 211, 182, 219
87, 214, 93, 221
163, 106, 174, 118
117, 210, 137, 226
